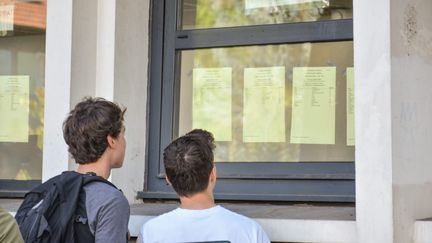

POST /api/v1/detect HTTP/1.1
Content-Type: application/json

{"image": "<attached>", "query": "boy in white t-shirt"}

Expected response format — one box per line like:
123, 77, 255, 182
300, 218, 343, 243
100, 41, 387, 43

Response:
137, 129, 270, 243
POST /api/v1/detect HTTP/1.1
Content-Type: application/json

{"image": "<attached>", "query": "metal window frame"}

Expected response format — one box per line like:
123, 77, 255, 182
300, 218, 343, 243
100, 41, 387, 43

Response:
0, 180, 41, 197
139, 0, 355, 202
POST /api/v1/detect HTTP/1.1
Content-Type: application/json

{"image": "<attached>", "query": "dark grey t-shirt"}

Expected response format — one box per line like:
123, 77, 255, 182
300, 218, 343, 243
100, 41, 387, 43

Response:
83, 182, 130, 243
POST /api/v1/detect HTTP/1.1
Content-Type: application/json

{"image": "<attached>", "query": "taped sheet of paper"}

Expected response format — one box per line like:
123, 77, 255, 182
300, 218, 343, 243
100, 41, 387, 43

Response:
290, 67, 336, 144
346, 67, 355, 146
0, 76, 29, 142
243, 66, 285, 142
0, 5, 14, 32
192, 68, 232, 141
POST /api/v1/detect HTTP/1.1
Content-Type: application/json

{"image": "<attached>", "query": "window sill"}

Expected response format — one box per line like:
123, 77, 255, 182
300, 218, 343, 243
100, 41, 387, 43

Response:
414, 218, 432, 243
1, 199, 358, 242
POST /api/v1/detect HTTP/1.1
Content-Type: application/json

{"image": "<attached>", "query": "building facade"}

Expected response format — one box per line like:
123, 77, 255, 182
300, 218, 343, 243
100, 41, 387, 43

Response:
1, 0, 432, 242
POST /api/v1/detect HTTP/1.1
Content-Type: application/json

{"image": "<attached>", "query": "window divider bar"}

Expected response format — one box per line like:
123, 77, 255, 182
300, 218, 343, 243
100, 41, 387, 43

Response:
146, 0, 166, 191
158, 0, 178, 175
138, 191, 355, 202
175, 19, 353, 50
157, 173, 355, 180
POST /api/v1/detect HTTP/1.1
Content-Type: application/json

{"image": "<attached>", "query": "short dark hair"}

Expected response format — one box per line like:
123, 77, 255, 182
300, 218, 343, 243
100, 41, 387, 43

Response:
63, 97, 126, 164
163, 129, 216, 197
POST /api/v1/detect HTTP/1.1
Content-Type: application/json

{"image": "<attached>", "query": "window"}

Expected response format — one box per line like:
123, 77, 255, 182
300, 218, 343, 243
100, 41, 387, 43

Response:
0, 0, 46, 197
142, 0, 354, 202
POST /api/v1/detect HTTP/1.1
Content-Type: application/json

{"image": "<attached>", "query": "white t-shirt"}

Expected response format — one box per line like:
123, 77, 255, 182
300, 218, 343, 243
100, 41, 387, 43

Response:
137, 205, 270, 243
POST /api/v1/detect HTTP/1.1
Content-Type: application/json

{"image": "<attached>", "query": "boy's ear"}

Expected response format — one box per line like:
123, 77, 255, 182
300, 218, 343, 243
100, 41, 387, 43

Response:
209, 167, 217, 183
107, 135, 116, 148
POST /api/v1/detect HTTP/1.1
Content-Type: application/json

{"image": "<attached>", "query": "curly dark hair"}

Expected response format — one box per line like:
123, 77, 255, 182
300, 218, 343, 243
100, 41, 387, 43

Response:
63, 97, 126, 164
163, 129, 216, 197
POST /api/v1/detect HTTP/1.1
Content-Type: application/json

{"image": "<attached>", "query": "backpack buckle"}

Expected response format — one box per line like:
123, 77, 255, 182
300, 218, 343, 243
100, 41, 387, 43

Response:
75, 215, 88, 224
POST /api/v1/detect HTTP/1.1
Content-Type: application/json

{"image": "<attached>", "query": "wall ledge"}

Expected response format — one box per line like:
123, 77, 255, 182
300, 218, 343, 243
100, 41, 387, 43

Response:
1, 199, 357, 242
414, 219, 432, 243
130, 202, 356, 243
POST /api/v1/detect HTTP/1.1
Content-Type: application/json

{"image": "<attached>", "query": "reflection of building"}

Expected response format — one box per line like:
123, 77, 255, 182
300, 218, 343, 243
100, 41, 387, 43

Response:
1, 0, 432, 242
1, 0, 46, 35
0, 0, 45, 182
14, 1, 46, 30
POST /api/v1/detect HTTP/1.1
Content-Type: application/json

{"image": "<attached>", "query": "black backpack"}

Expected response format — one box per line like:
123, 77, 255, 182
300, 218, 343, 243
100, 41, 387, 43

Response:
15, 171, 117, 243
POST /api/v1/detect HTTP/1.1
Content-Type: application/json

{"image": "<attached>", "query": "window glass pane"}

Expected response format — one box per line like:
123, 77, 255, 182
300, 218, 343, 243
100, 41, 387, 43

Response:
181, 0, 352, 30
178, 41, 354, 162
0, 0, 46, 180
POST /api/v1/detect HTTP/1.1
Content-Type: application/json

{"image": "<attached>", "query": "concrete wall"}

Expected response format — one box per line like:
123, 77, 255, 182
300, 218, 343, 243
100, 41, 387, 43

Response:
111, 0, 150, 203
390, 1, 432, 242
42, 0, 72, 181
69, 0, 150, 202
354, 0, 394, 242
355, 0, 432, 242
70, 0, 97, 106
47, 0, 150, 203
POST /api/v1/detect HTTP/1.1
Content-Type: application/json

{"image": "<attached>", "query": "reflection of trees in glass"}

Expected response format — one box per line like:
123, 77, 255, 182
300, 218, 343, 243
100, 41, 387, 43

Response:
0, 34, 45, 179
0, 85, 44, 180
187, 0, 352, 29
29, 86, 44, 150
180, 1, 354, 162
187, 42, 354, 162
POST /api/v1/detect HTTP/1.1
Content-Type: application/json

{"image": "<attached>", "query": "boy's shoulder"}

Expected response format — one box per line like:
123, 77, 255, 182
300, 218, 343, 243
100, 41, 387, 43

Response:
216, 206, 261, 227
139, 205, 269, 243
144, 207, 178, 226
83, 179, 129, 214
144, 205, 258, 229
84, 179, 124, 197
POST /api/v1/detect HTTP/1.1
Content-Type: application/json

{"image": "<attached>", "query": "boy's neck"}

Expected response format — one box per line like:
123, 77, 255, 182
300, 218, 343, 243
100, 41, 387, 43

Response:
77, 158, 111, 179
179, 191, 215, 210
77, 151, 113, 179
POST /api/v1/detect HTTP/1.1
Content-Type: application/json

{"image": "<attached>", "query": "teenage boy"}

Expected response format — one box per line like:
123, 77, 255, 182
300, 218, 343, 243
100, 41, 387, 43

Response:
63, 97, 129, 242
137, 129, 270, 243
15, 97, 129, 243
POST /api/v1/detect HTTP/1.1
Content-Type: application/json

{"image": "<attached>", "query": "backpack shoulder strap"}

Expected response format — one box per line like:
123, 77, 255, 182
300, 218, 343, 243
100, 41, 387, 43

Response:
82, 173, 118, 189
71, 173, 119, 243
